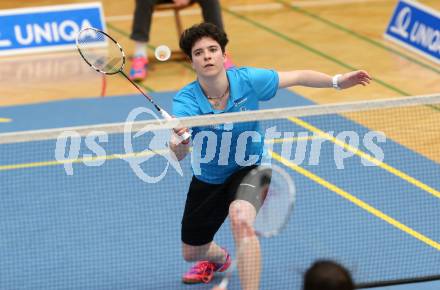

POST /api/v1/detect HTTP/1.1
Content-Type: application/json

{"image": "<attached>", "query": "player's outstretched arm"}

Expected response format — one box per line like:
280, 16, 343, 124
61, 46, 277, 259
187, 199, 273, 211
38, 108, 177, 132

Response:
278, 70, 371, 89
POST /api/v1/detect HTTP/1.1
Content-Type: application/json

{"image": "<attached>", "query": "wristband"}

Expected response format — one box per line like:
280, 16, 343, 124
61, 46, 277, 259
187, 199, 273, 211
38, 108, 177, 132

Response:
332, 74, 342, 90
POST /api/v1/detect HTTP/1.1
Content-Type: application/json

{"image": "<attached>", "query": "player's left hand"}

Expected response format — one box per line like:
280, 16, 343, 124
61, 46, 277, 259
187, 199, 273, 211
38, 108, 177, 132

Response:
339, 70, 372, 89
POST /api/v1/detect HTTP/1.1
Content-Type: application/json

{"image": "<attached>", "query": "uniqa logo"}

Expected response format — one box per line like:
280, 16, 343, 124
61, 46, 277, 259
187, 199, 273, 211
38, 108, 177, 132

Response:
14, 19, 94, 45
390, 6, 412, 39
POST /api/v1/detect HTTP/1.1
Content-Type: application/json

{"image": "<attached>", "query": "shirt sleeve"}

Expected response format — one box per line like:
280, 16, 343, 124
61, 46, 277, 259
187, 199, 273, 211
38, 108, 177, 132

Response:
172, 89, 199, 118
246, 67, 279, 101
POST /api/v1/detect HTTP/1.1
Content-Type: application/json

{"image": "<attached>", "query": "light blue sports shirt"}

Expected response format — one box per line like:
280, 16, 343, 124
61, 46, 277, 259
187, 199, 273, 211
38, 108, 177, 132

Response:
172, 67, 279, 184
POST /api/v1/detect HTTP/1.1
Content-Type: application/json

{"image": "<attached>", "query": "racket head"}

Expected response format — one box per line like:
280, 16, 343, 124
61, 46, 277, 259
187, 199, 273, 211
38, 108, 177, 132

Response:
236, 164, 295, 238
76, 27, 125, 75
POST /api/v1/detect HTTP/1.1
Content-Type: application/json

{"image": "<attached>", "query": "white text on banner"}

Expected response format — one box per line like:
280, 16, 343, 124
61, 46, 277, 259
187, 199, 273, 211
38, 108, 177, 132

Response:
0, 2, 106, 56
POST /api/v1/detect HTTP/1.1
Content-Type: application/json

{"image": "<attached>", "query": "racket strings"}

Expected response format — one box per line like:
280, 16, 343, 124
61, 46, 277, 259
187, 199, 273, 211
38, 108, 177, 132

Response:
77, 29, 124, 74
254, 166, 295, 238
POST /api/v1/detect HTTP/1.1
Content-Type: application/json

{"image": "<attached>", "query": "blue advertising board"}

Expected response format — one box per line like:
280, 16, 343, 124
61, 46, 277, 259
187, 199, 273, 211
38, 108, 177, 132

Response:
385, 0, 440, 64
0, 2, 106, 56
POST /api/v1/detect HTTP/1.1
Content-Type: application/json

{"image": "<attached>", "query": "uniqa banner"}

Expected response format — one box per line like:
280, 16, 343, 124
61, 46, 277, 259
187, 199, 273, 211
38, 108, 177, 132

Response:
0, 2, 106, 56
385, 0, 440, 64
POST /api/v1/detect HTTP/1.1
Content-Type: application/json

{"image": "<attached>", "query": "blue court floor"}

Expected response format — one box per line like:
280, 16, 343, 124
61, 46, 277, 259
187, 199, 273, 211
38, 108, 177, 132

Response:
1, 90, 439, 290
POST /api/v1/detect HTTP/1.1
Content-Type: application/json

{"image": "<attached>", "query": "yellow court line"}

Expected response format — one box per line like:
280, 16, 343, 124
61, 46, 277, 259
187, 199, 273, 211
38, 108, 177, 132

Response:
0, 136, 318, 171
0, 151, 157, 171
270, 150, 440, 251
288, 117, 440, 200
267, 135, 321, 144
0, 118, 12, 123
2, 136, 439, 249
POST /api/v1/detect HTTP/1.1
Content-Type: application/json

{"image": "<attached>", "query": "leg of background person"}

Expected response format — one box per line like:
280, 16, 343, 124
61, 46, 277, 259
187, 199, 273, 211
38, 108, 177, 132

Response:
130, 0, 157, 54
194, 0, 224, 31
195, 0, 234, 68
130, 0, 172, 80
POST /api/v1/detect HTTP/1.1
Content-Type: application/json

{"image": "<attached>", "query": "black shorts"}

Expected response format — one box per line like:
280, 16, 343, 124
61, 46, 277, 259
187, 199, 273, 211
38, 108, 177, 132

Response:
181, 165, 269, 246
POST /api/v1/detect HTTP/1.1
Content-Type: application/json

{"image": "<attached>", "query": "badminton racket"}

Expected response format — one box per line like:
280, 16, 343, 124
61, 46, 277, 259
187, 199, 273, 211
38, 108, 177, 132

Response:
76, 27, 190, 141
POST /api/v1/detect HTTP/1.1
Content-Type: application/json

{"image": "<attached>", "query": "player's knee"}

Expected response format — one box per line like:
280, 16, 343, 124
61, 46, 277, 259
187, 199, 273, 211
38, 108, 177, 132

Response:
229, 201, 255, 238
229, 200, 253, 222
229, 205, 243, 229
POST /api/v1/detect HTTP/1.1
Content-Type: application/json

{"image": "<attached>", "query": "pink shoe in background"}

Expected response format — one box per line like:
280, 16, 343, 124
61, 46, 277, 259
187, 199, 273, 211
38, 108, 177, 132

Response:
129, 56, 148, 81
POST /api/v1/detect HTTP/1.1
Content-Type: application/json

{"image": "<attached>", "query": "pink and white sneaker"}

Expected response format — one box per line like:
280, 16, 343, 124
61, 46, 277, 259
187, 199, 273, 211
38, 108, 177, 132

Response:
182, 249, 231, 284
129, 56, 148, 81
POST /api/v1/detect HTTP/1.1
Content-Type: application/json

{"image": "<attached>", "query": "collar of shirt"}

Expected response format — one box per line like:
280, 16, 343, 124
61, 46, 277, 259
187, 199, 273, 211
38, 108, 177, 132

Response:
194, 69, 242, 114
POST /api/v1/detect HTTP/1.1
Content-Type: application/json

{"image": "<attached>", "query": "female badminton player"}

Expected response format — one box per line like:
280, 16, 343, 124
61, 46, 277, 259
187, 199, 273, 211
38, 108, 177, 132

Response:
170, 23, 371, 290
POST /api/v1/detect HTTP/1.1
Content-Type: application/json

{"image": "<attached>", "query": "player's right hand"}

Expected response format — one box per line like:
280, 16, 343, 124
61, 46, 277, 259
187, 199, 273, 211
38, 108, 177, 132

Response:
173, 127, 190, 144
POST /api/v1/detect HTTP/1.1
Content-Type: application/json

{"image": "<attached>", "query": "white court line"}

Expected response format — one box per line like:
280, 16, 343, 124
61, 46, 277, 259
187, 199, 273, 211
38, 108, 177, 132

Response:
291, 0, 389, 7
228, 3, 283, 11
107, 3, 283, 22
106, 0, 388, 22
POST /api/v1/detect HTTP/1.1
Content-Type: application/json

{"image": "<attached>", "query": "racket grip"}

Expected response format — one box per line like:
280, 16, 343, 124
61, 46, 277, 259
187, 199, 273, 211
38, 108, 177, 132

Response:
181, 131, 191, 141
159, 109, 173, 120
174, 131, 191, 144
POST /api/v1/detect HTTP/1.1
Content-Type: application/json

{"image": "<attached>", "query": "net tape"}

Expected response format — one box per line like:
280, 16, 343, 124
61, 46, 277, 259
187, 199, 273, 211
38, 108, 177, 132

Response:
1, 93, 439, 144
